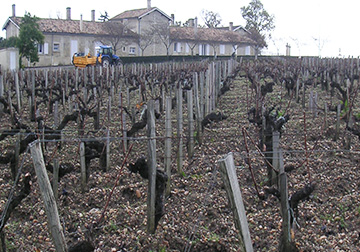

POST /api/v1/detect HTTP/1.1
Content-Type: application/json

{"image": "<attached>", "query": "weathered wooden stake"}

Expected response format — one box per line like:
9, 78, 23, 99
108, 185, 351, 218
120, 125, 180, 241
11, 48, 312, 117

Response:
14, 72, 21, 112
219, 153, 253, 252
106, 128, 110, 171
53, 158, 59, 199
29, 141, 67, 252
147, 100, 156, 234
193, 72, 202, 145
271, 131, 280, 186
278, 149, 293, 251
80, 142, 87, 192
335, 104, 341, 140
176, 86, 183, 173
165, 96, 172, 196
187, 89, 194, 159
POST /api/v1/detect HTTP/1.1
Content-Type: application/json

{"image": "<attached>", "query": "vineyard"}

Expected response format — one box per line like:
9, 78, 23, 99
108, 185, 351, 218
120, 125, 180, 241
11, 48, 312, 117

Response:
0, 57, 359, 251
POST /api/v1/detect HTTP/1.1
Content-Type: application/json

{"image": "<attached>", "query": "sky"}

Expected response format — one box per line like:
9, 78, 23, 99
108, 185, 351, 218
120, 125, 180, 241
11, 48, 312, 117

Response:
1, 0, 360, 58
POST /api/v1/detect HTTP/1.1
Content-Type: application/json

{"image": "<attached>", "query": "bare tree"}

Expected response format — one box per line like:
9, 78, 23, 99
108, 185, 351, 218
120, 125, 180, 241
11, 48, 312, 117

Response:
151, 22, 174, 56
201, 10, 222, 28
137, 30, 154, 56
101, 21, 136, 54
98, 11, 109, 22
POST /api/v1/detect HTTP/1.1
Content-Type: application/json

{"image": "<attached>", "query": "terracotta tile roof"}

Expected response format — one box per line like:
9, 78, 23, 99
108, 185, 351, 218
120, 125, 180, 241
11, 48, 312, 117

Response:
6, 17, 137, 37
111, 7, 171, 21
111, 8, 156, 19
170, 26, 256, 44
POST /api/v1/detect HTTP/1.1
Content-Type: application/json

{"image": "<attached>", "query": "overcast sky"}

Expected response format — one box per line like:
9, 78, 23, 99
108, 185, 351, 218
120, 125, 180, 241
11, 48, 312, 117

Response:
1, 0, 360, 57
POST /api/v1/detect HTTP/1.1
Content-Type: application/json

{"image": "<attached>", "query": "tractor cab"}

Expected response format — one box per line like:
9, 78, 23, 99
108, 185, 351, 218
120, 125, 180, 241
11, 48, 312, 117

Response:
96, 45, 121, 67
98, 46, 113, 57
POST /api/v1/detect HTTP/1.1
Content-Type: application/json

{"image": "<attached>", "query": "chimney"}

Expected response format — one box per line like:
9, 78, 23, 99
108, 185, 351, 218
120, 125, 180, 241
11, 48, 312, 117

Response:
171, 14, 175, 25
189, 18, 194, 27
12, 4, 16, 17
66, 7, 71, 20
147, 0, 151, 9
80, 14, 83, 32
194, 17, 198, 28
91, 10, 95, 22
286, 43, 291, 56
229, 22, 233, 31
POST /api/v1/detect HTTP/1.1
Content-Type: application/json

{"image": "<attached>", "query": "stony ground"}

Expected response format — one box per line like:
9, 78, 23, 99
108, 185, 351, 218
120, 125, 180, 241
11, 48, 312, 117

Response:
0, 70, 359, 251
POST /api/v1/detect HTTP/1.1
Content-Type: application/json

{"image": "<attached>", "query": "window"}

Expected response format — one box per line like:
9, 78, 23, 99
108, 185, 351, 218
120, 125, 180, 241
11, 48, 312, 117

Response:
38, 43, 49, 55
174, 42, 181, 53
199, 44, 207, 56
129, 47, 136, 54
38, 44, 44, 54
245, 46, 251, 55
53, 43, 60, 52
185, 43, 190, 53
122, 46, 126, 52
220, 44, 225, 55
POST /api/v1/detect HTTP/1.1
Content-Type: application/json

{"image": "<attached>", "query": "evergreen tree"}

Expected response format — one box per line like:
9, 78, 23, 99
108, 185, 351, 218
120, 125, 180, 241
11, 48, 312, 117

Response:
17, 12, 44, 65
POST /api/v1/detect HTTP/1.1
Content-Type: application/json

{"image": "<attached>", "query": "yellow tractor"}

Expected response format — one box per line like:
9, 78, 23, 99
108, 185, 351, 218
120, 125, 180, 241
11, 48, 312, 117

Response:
72, 45, 121, 68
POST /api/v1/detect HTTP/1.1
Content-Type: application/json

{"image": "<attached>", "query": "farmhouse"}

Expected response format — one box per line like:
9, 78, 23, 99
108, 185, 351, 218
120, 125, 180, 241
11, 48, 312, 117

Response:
2, 1, 256, 67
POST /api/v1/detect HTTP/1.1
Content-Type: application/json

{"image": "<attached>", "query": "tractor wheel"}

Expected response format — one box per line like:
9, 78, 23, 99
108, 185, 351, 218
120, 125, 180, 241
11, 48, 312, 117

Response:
102, 58, 110, 68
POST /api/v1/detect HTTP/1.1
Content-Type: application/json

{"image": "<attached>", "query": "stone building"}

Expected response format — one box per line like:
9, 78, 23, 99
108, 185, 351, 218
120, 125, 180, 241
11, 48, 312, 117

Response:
2, 1, 256, 67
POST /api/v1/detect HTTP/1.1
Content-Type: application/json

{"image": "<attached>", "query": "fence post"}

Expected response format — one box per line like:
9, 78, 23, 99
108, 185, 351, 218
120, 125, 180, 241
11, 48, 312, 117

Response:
165, 96, 172, 196
219, 153, 253, 252
147, 100, 156, 234
29, 141, 67, 252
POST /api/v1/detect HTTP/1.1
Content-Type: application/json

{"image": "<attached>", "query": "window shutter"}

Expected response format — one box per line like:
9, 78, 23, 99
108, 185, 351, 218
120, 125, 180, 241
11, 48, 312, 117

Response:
44, 43, 49, 55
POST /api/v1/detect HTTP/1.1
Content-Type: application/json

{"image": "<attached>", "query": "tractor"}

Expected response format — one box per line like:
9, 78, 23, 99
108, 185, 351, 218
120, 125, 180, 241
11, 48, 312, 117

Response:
72, 45, 122, 68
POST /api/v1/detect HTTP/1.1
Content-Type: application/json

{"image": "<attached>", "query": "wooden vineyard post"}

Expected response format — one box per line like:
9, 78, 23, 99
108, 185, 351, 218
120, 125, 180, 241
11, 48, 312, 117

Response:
278, 149, 293, 251
31, 71, 35, 120
14, 72, 21, 112
106, 128, 110, 171
187, 89, 194, 159
335, 104, 341, 141
324, 103, 328, 129
199, 71, 205, 119
271, 131, 280, 186
193, 72, 202, 146
176, 86, 183, 174
80, 141, 87, 192
147, 100, 156, 234
165, 96, 172, 196
13, 133, 21, 180
205, 68, 210, 115
219, 153, 253, 252
53, 158, 59, 199
29, 141, 67, 252
0, 70, 3, 117
296, 78, 300, 103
